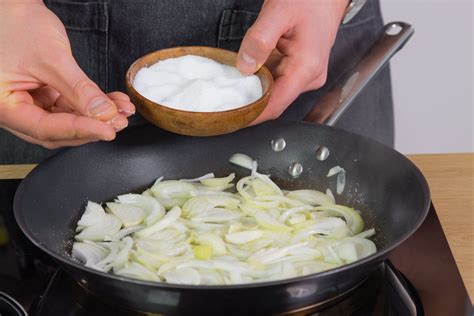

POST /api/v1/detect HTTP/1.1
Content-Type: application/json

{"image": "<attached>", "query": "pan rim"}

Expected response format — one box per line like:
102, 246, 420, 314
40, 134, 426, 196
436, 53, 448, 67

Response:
13, 122, 431, 290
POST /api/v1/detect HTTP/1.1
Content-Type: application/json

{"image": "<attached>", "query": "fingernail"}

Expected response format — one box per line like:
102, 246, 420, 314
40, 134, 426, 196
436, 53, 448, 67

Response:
118, 108, 136, 116
109, 115, 128, 132
238, 53, 257, 74
89, 98, 115, 118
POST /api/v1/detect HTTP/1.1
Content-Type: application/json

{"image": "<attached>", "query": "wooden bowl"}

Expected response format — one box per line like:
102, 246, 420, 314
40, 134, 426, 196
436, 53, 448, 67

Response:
125, 46, 273, 136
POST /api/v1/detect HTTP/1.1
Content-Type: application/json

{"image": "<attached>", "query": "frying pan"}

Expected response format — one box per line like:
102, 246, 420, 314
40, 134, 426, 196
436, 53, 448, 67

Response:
14, 22, 430, 315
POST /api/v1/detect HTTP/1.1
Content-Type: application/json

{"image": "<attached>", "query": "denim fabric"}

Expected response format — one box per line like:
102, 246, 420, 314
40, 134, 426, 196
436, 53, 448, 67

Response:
0, 0, 393, 164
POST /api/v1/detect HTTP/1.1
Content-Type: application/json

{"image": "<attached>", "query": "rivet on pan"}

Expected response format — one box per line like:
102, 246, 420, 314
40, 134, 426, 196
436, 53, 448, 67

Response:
315, 146, 330, 161
288, 162, 303, 178
80, 279, 88, 285
271, 137, 286, 152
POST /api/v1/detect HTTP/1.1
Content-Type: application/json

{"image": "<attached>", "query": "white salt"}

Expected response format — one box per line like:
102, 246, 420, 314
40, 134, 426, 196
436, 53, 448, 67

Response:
133, 55, 263, 112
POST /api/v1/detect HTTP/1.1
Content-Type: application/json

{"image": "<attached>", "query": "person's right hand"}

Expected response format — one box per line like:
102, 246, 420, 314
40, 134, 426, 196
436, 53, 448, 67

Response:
0, 1, 135, 149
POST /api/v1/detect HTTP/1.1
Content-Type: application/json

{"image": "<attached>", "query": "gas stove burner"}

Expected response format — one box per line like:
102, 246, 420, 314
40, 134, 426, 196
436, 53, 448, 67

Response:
29, 261, 422, 316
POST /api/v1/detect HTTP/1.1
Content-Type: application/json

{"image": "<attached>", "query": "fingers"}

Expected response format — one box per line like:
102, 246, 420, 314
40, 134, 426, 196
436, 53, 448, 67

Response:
33, 53, 118, 121
0, 92, 116, 142
5, 127, 97, 149
29, 86, 60, 108
115, 100, 135, 117
30, 88, 135, 126
52, 91, 135, 119
108, 92, 135, 117
107, 91, 131, 102
236, 3, 292, 75
250, 62, 313, 125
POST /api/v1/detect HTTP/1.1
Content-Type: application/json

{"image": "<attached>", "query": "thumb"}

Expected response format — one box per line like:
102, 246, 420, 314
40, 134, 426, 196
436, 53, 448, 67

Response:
236, 6, 291, 75
36, 53, 118, 121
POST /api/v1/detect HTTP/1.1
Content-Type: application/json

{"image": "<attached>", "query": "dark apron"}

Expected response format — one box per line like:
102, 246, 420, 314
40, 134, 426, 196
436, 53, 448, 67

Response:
0, 0, 393, 164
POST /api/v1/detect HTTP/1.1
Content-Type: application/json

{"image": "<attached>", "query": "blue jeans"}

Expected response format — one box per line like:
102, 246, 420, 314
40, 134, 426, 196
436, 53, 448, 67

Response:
0, 0, 393, 164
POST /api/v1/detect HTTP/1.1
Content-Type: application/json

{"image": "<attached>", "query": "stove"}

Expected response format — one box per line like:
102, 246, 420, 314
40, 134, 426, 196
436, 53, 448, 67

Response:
0, 179, 472, 315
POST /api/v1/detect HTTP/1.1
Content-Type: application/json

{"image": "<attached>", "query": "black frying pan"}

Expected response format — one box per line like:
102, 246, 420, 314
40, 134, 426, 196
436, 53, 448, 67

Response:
14, 23, 430, 315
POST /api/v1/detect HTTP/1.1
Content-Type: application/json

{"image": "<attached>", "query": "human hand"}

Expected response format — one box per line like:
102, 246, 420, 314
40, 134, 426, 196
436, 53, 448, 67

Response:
236, 0, 348, 124
0, 2, 135, 149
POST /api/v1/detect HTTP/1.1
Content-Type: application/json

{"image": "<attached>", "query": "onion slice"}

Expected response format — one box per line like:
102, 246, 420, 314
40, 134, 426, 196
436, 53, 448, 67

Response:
77, 201, 106, 227
135, 206, 182, 238
75, 214, 122, 242
229, 153, 254, 170
225, 230, 264, 245
181, 173, 215, 182
72, 242, 107, 267
107, 202, 145, 227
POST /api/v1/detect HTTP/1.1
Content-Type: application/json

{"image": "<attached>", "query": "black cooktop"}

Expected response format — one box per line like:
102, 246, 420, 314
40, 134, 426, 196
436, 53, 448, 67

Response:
0, 179, 472, 316
29, 261, 419, 316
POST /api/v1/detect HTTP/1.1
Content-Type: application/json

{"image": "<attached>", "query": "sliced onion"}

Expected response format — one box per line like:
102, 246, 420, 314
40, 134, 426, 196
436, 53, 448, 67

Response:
163, 267, 200, 285
192, 209, 242, 223
200, 173, 235, 186
279, 205, 314, 223
183, 195, 240, 218
229, 153, 254, 170
115, 262, 159, 281
292, 217, 348, 242
151, 180, 195, 209
112, 237, 134, 271
195, 233, 227, 255
142, 227, 183, 242
253, 173, 283, 196
251, 178, 277, 196
72, 242, 108, 267
226, 244, 252, 260
313, 204, 364, 234
251, 160, 258, 176
93, 242, 120, 272
240, 238, 273, 252
225, 230, 263, 245
176, 259, 250, 273
190, 189, 236, 197
72, 154, 375, 285
355, 228, 376, 239
255, 211, 291, 232
77, 201, 106, 227
75, 214, 122, 242
336, 169, 346, 195
248, 243, 306, 265
135, 206, 182, 238
327, 166, 344, 177
197, 268, 225, 285
106, 202, 145, 227
142, 189, 154, 197
180, 173, 215, 182
288, 214, 307, 225
286, 190, 334, 206
325, 188, 336, 204
117, 194, 165, 226
106, 225, 144, 241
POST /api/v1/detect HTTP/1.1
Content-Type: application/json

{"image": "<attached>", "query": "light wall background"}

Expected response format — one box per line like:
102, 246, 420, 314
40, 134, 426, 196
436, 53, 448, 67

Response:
380, 0, 473, 154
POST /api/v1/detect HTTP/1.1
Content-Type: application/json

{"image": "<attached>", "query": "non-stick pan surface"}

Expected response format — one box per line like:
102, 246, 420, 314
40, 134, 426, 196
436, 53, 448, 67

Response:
14, 120, 430, 314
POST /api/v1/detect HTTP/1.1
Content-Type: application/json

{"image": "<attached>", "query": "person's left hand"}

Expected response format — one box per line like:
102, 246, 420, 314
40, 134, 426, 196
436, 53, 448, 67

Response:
236, 0, 348, 124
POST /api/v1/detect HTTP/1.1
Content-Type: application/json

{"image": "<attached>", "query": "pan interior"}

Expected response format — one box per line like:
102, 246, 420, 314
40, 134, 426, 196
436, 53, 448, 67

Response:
14, 121, 429, 269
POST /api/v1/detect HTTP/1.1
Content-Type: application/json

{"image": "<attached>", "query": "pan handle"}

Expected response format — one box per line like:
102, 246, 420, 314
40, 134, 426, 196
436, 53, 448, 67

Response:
303, 22, 414, 126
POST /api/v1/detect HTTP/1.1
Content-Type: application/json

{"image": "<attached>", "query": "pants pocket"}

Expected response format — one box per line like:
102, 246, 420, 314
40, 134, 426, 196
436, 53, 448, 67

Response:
44, 1, 109, 91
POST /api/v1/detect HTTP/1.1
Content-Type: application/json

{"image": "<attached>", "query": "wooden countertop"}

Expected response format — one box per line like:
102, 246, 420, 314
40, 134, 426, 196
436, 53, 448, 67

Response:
1, 153, 473, 298
407, 153, 473, 299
